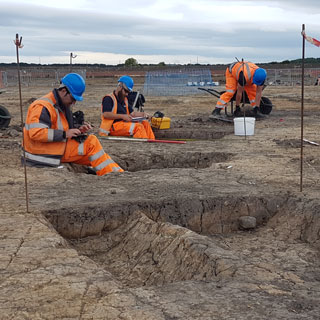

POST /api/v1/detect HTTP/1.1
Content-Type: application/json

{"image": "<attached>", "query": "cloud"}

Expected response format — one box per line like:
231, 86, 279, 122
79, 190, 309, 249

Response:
0, 1, 319, 64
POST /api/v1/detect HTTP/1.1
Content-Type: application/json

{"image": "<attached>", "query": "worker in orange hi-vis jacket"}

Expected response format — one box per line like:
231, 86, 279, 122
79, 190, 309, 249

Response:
23, 73, 123, 175
99, 75, 155, 139
211, 61, 267, 119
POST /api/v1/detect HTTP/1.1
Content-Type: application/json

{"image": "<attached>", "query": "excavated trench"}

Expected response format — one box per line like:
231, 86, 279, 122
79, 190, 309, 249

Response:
41, 135, 320, 290
43, 193, 320, 288
107, 121, 234, 172
153, 116, 233, 140
117, 150, 232, 171
20, 120, 320, 291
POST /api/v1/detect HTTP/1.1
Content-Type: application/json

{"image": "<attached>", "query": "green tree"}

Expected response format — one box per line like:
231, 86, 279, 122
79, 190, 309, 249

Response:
125, 58, 138, 66
158, 61, 166, 66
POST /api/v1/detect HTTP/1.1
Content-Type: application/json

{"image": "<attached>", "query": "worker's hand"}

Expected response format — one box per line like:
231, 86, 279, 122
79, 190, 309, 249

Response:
122, 114, 132, 122
144, 112, 150, 119
131, 111, 149, 119
66, 128, 81, 138
79, 122, 92, 133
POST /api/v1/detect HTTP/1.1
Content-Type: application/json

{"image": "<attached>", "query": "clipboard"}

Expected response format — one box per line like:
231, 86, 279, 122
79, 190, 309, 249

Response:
131, 117, 147, 122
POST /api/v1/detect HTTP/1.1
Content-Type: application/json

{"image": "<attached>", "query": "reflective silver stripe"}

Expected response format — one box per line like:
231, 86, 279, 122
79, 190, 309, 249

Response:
89, 149, 105, 162
218, 98, 227, 104
47, 129, 54, 142
250, 99, 255, 104
54, 108, 64, 131
245, 63, 251, 80
40, 97, 54, 104
112, 166, 122, 172
24, 151, 61, 166
111, 95, 117, 112
34, 96, 64, 138
25, 122, 55, 142
99, 128, 110, 135
93, 158, 116, 172
226, 89, 234, 93
236, 65, 241, 79
39, 96, 63, 130
78, 142, 84, 155
228, 62, 237, 73
129, 123, 135, 136
25, 123, 49, 130
236, 62, 251, 81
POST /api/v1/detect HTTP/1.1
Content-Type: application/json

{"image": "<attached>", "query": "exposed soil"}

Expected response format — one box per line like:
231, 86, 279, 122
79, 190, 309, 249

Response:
1, 78, 320, 319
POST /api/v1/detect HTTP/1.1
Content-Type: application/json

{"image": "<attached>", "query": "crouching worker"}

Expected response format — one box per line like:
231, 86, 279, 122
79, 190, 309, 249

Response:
99, 75, 155, 139
22, 73, 123, 175
211, 61, 267, 119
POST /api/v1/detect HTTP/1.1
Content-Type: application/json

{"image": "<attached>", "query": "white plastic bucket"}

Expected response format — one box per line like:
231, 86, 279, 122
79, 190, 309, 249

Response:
233, 117, 255, 136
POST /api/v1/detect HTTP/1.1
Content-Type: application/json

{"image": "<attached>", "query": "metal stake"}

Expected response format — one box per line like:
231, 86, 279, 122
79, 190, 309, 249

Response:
70, 52, 77, 72
14, 33, 29, 212
235, 57, 247, 139
241, 58, 247, 139
300, 24, 305, 192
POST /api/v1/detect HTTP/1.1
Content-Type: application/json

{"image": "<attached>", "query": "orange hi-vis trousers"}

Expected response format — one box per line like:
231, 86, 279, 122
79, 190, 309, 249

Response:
216, 68, 257, 109
110, 120, 155, 139
62, 134, 123, 175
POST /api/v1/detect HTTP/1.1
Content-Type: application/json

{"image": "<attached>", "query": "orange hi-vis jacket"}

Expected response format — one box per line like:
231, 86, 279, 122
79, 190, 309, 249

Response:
99, 93, 129, 136
23, 91, 68, 166
23, 90, 124, 175
216, 61, 259, 108
99, 93, 155, 139
229, 61, 259, 86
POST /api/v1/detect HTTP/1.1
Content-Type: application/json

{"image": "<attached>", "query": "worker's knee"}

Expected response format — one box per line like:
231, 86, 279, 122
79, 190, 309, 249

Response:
84, 134, 103, 148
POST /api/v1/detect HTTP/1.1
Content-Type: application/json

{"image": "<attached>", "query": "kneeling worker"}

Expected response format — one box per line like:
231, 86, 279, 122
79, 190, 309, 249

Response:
23, 73, 123, 175
211, 61, 267, 119
99, 75, 155, 139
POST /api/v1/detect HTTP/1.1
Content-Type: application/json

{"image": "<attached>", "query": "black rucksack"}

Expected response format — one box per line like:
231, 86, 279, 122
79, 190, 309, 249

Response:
128, 91, 145, 111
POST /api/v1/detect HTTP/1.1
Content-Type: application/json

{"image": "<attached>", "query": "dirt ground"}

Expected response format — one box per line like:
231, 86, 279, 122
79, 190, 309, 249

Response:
1, 77, 320, 319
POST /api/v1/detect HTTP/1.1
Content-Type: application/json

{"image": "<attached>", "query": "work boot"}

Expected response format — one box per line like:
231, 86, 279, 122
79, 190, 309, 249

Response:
212, 108, 221, 116
253, 106, 265, 120
233, 106, 241, 117
209, 108, 223, 119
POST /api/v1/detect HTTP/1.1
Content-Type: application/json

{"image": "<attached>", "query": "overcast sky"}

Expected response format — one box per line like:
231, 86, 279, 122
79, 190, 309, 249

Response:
0, 0, 319, 65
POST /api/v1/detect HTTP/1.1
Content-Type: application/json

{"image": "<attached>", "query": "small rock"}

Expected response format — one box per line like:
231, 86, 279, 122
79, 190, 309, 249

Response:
110, 189, 117, 194
239, 216, 257, 229
8, 129, 20, 137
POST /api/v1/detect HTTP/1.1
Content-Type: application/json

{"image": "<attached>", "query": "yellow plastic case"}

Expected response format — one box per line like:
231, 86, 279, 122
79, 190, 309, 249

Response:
151, 117, 171, 129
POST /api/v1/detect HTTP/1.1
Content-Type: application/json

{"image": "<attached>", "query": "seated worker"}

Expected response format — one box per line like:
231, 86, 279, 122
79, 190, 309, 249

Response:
211, 61, 267, 119
99, 75, 155, 139
23, 73, 123, 175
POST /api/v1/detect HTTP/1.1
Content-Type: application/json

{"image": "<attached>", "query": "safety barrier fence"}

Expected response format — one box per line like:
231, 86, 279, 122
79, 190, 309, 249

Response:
265, 68, 320, 86
0, 69, 86, 87
1, 67, 319, 94
142, 68, 217, 96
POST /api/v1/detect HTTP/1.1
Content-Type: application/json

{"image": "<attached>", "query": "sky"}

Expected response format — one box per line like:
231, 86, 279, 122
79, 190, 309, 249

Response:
0, 0, 320, 65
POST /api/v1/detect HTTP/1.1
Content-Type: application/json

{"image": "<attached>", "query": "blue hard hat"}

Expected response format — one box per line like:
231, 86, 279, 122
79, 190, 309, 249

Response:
118, 75, 134, 92
61, 73, 86, 101
252, 68, 267, 86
